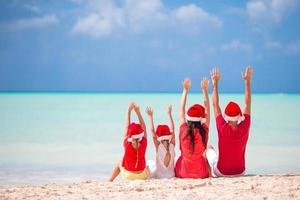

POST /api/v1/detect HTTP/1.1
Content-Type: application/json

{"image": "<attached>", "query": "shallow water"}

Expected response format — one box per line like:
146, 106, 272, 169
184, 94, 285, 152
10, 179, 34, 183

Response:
0, 93, 299, 184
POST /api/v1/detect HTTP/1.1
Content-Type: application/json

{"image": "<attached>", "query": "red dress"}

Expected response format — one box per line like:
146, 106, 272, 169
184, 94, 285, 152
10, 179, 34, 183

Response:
122, 137, 147, 171
175, 123, 209, 178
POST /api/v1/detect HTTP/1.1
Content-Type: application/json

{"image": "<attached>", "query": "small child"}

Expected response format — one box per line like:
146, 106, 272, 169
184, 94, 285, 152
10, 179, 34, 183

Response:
109, 102, 149, 181
146, 105, 175, 179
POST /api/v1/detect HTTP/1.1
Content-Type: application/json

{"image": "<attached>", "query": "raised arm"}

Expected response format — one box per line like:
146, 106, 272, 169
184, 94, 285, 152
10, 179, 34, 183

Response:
133, 103, 147, 138
167, 105, 175, 145
146, 106, 159, 150
180, 79, 191, 125
124, 102, 135, 138
201, 77, 210, 127
242, 67, 253, 115
210, 68, 222, 118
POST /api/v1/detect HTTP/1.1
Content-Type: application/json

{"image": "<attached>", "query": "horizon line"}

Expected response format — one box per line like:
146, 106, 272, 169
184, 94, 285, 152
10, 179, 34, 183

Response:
0, 91, 299, 95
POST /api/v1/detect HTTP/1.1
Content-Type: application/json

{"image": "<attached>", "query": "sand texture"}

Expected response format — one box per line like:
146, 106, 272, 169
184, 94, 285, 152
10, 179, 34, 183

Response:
1, 173, 299, 200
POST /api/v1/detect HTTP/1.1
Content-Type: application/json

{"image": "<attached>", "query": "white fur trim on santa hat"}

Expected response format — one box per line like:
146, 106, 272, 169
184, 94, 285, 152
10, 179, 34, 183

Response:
224, 114, 245, 122
157, 135, 172, 142
186, 114, 206, 124
127, 132, 144, 142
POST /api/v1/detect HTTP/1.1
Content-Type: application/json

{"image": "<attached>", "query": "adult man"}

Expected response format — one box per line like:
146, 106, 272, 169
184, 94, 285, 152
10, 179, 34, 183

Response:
206, 67, 253, 176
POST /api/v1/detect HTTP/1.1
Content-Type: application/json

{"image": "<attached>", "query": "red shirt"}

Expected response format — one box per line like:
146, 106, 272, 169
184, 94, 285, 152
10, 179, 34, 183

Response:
122, 137, 147, 171
216, 114, 251, 175
175, 123, 209, 179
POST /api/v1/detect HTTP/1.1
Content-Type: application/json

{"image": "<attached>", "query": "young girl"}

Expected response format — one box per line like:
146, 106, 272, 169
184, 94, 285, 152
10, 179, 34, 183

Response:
175, 77, 211, 179
109, 102, 149, 181
146, 105, 175, 179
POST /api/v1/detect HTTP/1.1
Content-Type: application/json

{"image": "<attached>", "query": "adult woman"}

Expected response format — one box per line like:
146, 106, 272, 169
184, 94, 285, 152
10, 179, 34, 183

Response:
175, 78, 210, 179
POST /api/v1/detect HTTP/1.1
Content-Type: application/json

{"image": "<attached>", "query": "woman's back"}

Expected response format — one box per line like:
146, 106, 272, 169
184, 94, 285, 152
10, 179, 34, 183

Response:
175, 123, 209, 178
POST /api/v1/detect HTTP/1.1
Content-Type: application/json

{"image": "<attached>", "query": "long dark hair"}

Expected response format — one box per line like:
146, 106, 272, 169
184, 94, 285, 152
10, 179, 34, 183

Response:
185, 121, 207, 153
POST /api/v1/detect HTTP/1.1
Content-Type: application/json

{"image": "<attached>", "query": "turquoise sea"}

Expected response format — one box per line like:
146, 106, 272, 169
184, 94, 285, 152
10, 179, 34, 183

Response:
0, 93, 300, 184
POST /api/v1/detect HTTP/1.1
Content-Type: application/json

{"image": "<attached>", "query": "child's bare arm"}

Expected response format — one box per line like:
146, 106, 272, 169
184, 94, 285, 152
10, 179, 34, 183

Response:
167, 105, 175, 145
180, 79, 191, 125
146, 106, 159, 150
201, 77, 210, 127
210, 68, 222, 118
242, 67, 253, 115
124, 102, 135, 138
133, 103, 147, 138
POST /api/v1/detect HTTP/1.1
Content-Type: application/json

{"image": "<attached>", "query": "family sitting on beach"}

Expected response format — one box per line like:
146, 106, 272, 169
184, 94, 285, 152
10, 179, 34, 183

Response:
109, 67, 253, 181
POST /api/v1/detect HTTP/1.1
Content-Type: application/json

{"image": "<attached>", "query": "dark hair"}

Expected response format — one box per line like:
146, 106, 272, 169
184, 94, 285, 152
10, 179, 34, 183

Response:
185, 121, 207, 153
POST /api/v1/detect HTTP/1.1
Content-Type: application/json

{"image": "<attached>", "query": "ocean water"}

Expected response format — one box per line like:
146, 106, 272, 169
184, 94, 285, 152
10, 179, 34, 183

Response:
0, 93, 299, 184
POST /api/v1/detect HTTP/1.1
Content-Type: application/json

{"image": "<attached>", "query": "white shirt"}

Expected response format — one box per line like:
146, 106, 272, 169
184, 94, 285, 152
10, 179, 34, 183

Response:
149, 143, 175, 179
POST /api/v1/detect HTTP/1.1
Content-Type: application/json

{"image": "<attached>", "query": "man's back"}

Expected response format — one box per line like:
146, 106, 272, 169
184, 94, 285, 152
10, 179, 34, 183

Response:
216, 114, 251, 175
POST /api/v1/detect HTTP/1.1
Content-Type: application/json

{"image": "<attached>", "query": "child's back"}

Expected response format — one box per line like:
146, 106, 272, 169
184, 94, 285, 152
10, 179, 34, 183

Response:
146, 106, 176, 179
151, 142, 175, 178
108, 102, 149, 181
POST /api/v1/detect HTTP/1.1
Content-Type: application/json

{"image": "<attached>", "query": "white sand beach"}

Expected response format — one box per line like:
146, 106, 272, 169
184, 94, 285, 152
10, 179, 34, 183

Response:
0, 173, 299, 200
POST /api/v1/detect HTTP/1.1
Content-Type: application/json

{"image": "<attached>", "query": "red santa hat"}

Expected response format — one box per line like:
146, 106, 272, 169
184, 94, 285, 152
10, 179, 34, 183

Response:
186, 104, 206, 124
224, 101, 245, 122
127, 123, 144, 142
156, 125, 172, 142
